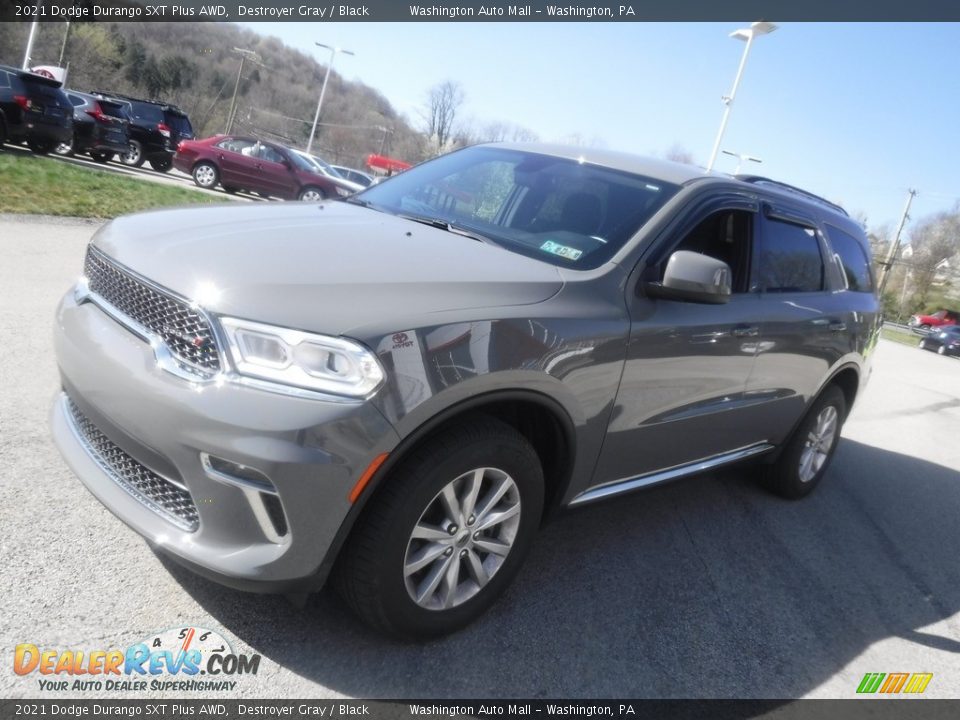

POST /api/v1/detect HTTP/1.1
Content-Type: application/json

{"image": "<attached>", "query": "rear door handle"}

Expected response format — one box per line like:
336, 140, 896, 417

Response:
829, 322, 847, 332
732, 325, 759, 338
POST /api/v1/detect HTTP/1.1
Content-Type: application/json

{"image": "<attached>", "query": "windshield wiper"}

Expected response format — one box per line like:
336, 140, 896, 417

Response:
399, 214, 498, 246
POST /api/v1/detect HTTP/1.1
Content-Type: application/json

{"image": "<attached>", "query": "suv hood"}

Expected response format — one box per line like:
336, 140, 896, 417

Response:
91, 202, 563, 336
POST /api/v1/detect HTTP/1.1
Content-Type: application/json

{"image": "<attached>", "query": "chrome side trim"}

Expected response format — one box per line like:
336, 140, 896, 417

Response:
570, 443, 775, 506
199, 453, 289, 546
200, 453, 277, 495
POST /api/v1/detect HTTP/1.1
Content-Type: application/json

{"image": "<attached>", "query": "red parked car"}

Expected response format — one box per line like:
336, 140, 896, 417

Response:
908, 309, 959, 331
173, 135, 349, 201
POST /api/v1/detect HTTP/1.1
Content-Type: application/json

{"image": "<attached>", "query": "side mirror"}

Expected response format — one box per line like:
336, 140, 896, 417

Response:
644, 250, 732, 304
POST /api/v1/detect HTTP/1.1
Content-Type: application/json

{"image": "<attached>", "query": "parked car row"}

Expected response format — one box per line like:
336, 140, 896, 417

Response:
1, 64, 196, 174
174, 134, 362, 200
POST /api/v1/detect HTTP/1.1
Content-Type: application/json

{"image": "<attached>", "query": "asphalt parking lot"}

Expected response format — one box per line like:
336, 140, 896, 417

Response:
1, 214, 959, 700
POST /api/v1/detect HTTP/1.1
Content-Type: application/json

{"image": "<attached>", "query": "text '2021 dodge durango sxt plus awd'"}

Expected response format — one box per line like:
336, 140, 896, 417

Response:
52, 143, 879, 638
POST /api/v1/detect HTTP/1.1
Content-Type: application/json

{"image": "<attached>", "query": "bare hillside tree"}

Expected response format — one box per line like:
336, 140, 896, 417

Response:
422, 81, 465, 152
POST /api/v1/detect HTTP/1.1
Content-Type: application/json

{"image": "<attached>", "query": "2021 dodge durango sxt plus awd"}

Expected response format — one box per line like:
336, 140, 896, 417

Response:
52, 143, 880, 638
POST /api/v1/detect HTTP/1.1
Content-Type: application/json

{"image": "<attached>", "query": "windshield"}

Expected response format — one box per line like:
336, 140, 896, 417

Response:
356, 146, 680, 269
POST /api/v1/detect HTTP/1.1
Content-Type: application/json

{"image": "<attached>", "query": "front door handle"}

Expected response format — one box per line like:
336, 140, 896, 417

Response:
829, 321, 847, 332
731, 325, 759, 338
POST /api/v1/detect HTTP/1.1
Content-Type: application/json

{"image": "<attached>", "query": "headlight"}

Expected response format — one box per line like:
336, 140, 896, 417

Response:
333, 185, 353, 198
219, 317, 384, 398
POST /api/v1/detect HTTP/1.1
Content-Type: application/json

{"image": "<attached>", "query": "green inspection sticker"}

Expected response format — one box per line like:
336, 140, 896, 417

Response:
540, 240, 583, 261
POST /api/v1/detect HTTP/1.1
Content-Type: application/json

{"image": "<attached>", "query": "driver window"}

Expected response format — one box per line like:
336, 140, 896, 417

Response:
671, 210, 753, 293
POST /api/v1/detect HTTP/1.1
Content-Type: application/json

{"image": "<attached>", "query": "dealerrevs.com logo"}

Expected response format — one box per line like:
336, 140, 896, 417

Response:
13, 627, 261, 692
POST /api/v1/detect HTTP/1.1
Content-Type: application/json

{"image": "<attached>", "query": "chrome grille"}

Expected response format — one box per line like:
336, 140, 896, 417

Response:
65, 397, 200, 532
83, 246, 221, 373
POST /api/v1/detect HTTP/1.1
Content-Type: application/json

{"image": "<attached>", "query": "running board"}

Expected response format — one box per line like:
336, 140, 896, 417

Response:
569, 443, 775, 506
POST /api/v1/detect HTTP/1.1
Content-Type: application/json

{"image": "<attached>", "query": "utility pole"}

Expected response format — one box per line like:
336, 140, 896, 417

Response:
877, 188, 918, 297
22, 16, 40, 69
225, 48, 264, 135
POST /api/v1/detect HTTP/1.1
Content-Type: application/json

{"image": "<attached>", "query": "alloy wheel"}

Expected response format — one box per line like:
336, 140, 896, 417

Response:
799, 405, 838, 483
403, 467, 521, 611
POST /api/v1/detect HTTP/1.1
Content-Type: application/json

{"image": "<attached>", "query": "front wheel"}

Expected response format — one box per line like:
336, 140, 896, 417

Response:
336, 416, 543, 639
938, 345, 946, 355
760, 385, 846, 500
192, 161, 219, 189
298, 186, 327, 202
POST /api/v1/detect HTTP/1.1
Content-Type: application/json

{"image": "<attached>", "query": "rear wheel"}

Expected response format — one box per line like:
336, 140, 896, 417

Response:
336, 416, 543, 639
150, 157, 172, 172
55, 137, 75, 156
761, 385, 846, 500
938, 345, 946, 355
298, 186, 327, 202
89, 151, 112, 164
192, 161, 219, 189
121, 140, 144, 167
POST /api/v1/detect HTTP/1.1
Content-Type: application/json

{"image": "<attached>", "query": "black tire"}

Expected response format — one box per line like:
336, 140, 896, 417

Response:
0, 117, 7, 147
120, 140, 144, 167
89, 151, 112, 164
192, 161, 219, 189
150, 157, 172, 172
920, 324, 931, 331
937, 345, 946, 355
761, 385, 846, 500
55, 137, 75, 156
336, 416, 544, 640
298, 186, 327, 202
27, 138, 54, 154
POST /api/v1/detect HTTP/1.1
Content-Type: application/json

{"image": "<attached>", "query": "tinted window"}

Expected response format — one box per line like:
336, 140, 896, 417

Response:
357, 146, 680, 269
257, 145, 285, 164
0, 71, 10, 89
826, 224, 873, 292
758, 219, 824, 293
165, 111, 192, 135
130, 102, 164, 124
68, 94, 86, 107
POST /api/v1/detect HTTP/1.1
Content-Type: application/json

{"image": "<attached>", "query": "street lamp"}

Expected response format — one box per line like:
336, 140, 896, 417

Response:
705, 21, 778, 172
306, 43, 355, 154
721, 149, 763, 175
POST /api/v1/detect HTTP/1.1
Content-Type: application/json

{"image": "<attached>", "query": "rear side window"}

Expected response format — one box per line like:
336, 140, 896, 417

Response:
758, 218, 824, 293
130, 102, 164, 124
825, 224, 874, 292
165, 112, 193, 135
68, 94, 86, 107
0, 71, 10, 89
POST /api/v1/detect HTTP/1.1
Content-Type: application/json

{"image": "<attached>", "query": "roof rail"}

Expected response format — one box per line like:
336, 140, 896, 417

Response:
735, 175, 849, 217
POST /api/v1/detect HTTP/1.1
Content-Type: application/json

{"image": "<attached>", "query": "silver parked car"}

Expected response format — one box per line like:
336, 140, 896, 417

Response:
52, 143, 879, 638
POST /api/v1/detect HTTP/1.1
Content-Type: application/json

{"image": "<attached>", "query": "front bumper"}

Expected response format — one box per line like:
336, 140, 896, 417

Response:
52, 290, 399, 591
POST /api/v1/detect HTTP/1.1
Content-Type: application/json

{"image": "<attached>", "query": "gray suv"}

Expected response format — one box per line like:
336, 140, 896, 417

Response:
51, 144, 879, 638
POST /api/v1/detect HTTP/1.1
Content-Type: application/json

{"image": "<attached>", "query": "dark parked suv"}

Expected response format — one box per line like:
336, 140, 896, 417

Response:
93, 92, 194, 171
51, 143, 879, 638
56, 91, 131, 162
0, 64, 73, 153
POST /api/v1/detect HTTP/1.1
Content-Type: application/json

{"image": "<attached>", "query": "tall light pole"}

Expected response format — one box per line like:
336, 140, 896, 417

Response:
706, 21, 778, 172
306, 43, 354, 154
721, 149, 762, 175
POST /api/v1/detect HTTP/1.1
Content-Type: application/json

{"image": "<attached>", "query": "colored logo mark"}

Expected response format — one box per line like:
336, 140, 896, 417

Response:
857, 672, 933, 694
